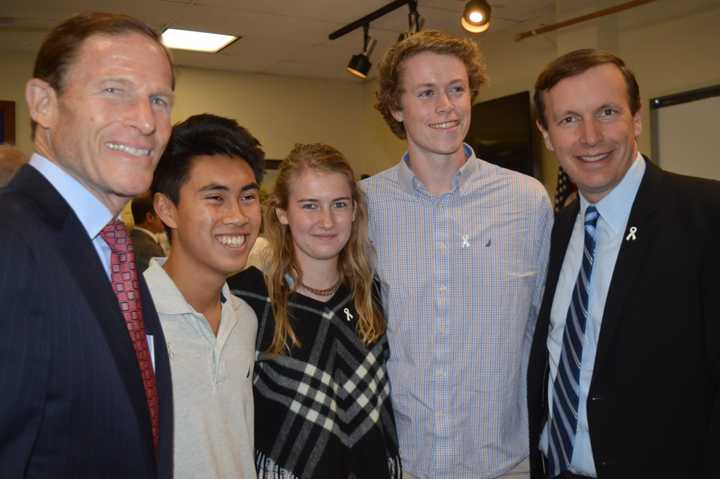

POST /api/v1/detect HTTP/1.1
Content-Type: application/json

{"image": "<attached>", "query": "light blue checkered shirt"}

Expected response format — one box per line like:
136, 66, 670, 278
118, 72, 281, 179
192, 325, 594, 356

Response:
362, 145, 553, 479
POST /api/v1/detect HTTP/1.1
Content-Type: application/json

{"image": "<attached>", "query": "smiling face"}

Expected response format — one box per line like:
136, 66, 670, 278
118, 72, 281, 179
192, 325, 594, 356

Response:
392, 51, 471, 166
158, 154, 261, 281
28, 32, 174, 214
276, 169, 355, 274
538, 63, 642, 203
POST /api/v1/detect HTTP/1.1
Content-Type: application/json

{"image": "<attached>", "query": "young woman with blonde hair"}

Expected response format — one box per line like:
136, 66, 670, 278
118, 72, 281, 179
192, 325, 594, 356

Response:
229, 143, 401, 479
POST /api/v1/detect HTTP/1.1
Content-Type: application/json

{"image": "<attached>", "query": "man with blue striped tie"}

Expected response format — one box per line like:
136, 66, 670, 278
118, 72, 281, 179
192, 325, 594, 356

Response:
528, 49, 720, 478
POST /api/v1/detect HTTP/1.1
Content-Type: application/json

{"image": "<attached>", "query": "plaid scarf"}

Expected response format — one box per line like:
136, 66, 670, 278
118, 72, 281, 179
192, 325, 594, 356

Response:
229, 267, 402, 479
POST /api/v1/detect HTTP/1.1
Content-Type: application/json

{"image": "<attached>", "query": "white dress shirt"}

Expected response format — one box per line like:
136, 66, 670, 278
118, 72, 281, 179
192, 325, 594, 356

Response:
29, 153, 114, 277
541, 153, 645, 476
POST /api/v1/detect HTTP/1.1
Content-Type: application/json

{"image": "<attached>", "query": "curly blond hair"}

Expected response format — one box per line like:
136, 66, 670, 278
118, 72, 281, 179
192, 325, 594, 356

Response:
375, 30, 488, 139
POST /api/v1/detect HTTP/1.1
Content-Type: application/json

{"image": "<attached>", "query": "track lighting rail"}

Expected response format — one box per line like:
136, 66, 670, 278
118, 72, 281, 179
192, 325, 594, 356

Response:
328, 0, 416, 40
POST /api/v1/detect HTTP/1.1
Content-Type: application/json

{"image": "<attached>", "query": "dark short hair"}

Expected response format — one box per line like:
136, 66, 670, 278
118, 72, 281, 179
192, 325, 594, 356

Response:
534, 48, 640, 129
131, 193, 155, 225
151, 113, 265, 205
31, 11, 174, 136
375, 30, 487, 139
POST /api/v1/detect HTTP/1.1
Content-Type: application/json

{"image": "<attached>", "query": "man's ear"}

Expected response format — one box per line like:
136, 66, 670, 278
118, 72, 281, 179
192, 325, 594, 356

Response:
536, 120, 555, 152
153, 192, 178, 230
391, 108, 404, 123
276, 207, 289, 226
26, 78, 58, 130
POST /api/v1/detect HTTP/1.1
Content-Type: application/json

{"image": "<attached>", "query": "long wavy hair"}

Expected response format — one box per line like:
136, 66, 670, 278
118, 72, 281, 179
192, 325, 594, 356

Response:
264, 143, 384, 355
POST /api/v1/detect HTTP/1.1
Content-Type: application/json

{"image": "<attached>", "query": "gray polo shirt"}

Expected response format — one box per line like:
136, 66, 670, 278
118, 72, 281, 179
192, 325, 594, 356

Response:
144, 259, 257, 478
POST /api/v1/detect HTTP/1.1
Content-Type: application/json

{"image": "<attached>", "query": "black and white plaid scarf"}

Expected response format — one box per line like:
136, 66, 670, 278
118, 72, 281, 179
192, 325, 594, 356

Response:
229, 267, 402, 479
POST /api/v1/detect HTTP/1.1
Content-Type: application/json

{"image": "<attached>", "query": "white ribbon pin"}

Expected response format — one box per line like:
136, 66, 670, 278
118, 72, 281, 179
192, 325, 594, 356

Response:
462, 234, 471, 248
343, 308, 354, 322
626, 226, 638, 241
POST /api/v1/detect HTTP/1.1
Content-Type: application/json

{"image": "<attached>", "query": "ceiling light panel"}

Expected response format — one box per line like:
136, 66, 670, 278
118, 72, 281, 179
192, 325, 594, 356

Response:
161, 28, 239, 53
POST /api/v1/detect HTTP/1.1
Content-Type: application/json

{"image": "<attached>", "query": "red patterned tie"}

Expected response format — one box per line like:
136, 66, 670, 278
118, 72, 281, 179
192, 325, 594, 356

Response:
100, 219, 160, 450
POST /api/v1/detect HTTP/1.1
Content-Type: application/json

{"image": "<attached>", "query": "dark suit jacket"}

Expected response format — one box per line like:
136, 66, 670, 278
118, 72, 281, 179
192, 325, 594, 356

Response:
528, 159, 720, 478
0, 165, 173, 478
131, 228, 165, 273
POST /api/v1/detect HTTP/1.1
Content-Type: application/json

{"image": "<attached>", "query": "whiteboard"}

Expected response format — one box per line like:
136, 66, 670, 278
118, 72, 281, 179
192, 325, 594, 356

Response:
651, 85, 720, 181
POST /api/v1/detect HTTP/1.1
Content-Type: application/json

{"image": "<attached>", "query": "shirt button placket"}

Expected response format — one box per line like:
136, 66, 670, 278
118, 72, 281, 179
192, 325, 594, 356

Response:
432, 199, 452, 471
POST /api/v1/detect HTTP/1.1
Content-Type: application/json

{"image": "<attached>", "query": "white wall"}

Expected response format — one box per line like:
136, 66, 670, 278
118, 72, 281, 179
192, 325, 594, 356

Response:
171, 66, 400, 184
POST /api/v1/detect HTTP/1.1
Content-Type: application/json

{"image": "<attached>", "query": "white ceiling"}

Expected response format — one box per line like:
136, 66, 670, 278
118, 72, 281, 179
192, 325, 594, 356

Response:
0, 0, 712, 81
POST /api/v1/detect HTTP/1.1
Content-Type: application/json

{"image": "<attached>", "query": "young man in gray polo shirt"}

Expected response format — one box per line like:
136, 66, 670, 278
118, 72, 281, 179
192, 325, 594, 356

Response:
145, 113, 265, 478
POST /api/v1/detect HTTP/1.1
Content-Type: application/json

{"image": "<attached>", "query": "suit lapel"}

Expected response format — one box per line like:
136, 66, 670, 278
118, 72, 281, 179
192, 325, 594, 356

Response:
15, 166, 155, 458
546, 203, 579, 310
593, 160, 664, 376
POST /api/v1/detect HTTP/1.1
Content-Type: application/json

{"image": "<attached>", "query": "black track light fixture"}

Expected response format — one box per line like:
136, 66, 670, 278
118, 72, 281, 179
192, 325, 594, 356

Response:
330, 1, 422, 78
347, 23, 377, 79
398, 0, 424, 42
461, 0, 492, 33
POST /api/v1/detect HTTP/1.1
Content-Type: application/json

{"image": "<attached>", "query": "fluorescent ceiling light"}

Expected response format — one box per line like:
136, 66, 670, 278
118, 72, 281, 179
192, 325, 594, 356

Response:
161, 28, 238, 53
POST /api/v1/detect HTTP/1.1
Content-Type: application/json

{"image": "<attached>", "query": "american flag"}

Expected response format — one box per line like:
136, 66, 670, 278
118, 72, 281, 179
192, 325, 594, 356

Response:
554, 167, 577, 214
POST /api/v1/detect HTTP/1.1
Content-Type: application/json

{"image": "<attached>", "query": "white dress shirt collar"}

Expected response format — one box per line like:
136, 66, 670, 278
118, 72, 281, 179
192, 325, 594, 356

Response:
29, 153, 113, 239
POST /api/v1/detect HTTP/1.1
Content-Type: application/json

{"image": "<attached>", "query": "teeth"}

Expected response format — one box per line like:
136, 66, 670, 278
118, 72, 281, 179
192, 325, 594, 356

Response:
107, 143, 151, 157
217, 235, 246, 248
429, 121, 459, 129
579, 153, 609, 162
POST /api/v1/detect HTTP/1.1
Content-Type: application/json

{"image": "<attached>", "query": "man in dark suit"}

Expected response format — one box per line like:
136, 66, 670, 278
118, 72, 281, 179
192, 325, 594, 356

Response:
131, 193, 167, 272
527, 49, 720, 478
0, 12, 175, 478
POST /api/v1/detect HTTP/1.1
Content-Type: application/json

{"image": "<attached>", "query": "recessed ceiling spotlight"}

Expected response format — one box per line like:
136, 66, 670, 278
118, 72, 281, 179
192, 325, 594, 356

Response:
461, 0, 492, 33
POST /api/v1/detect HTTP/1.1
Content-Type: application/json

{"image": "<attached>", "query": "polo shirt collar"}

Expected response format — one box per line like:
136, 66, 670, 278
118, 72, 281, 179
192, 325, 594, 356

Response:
144, 258, 232, 316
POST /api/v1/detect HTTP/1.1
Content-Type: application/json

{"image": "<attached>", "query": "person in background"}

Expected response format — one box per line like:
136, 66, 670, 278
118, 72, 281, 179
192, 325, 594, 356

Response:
528, 48, 720, 478
229, 143, 402, 479
131, 192, 166, 271
146, 113, 264, 479
362, 30, 553, 479
0, 11, 175, 478
0, 144, 27, 187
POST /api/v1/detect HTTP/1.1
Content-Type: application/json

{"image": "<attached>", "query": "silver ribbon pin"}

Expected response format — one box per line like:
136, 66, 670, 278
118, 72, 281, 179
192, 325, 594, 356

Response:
343, 308, 354, 322
626, 226, 638, 241
462, 234, 470, 248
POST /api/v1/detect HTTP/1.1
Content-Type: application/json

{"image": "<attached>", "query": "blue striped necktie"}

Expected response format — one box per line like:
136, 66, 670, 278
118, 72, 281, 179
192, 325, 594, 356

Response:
547, 206, 600, 478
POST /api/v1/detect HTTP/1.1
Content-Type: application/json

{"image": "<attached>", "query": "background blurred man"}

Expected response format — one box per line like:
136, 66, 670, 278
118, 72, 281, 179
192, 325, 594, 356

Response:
131, 192, 167, 271
0, 143, 26, 187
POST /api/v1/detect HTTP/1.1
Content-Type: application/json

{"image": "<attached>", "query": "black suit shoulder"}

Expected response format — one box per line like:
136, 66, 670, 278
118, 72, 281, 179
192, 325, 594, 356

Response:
529, 159, 720, 478
0, 167, 167, 478
655, 167, 720, 218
